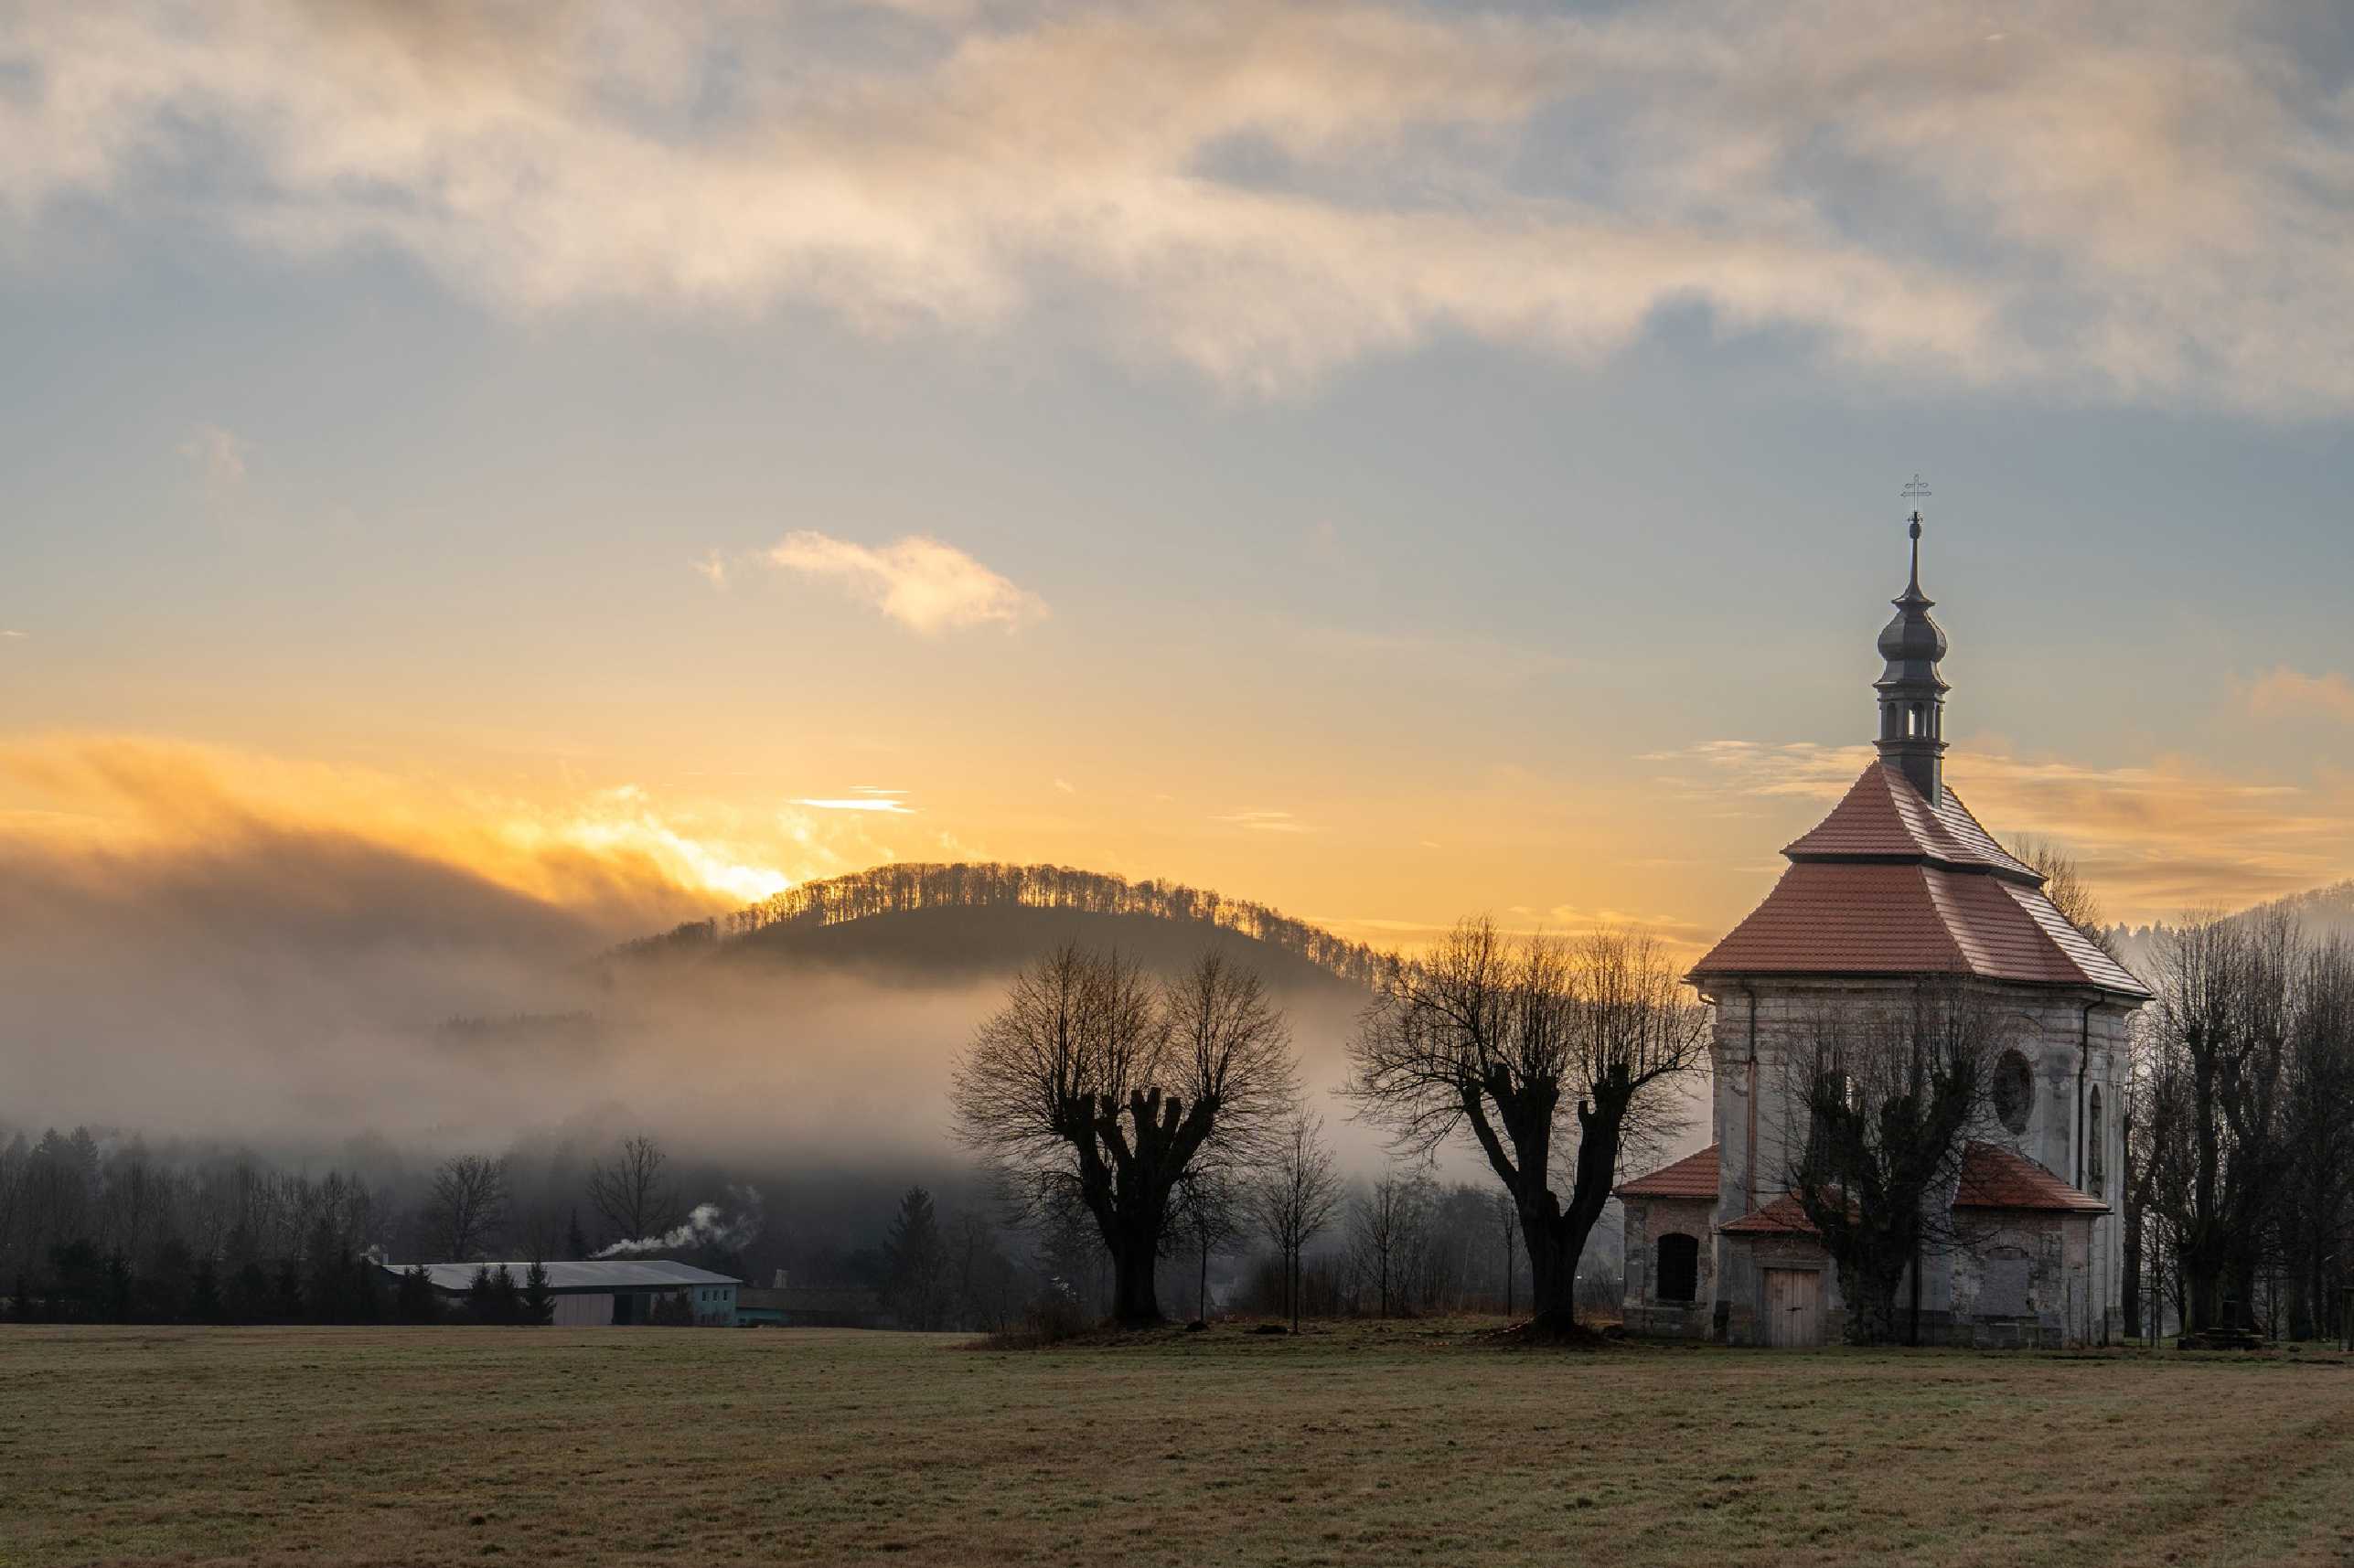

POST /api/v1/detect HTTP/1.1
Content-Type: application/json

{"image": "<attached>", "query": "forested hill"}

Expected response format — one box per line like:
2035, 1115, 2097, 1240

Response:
2106, 879, 2354, 980
612, 862, 1386, 989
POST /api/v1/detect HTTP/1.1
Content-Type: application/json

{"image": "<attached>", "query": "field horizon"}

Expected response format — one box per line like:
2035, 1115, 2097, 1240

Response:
6, 1321, 2350, 1568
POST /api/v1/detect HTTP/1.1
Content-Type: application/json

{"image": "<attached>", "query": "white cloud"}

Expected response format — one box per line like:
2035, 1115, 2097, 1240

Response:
0, 631, 26, 641
176, 425, 247, 489
762, 532, 1045, 635
791, 788, 915, 815
1215, 809, 1315, 834
7, 3, 2354, 411
690, 550, 730, 591
1054, 778, 1077, 795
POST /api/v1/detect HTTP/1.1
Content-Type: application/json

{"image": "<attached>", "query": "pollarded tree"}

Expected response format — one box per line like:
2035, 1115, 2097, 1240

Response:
2144, 912, 2295, 1334
1780, 984, 1999, 1345
1348, 920, 1709, 1335
952, 944, 1299, 1325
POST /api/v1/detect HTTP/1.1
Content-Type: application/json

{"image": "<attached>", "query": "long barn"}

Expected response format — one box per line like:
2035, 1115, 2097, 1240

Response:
389, 1261, 741, 1325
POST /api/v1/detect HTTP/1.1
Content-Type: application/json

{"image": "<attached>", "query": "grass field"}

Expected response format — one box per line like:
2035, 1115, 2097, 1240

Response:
4, 1322, 2350, 1568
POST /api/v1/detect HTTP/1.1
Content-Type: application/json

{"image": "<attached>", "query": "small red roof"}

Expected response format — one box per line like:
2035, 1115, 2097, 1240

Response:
1690, 763, 2149, 998
1718, 1192, 1822, 1236
1783, 763, 2037, 878
1954, 1142, 2109, 1214
1615, 1145, 1720, 1200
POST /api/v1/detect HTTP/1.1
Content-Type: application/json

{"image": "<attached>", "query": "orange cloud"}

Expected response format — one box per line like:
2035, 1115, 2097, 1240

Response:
0, 735, 910, 929
1645, 739, 2354, 923
2247, 667, 2354, 725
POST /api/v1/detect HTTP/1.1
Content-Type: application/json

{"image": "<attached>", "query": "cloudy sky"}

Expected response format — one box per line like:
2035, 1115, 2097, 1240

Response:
5, 0, 2352, 954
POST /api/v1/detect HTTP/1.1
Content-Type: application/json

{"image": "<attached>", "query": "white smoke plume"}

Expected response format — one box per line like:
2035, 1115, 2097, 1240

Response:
594, 1185, 765, 1258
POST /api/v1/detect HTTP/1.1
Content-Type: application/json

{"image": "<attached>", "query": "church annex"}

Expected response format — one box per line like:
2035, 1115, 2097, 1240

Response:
1616, 518, 2149, 1348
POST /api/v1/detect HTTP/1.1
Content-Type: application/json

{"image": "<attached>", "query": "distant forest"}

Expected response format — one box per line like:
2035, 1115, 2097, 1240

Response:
625, 861, 1387, 984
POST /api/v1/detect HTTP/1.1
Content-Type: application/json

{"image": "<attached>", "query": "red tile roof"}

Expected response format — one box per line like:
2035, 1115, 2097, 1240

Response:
1784, 763, 2038, 878
1690, 762, 2149, 998
1954, 1142, 2109, 1214
1717, 1192, 1822, 1236
1615, 1145, 1720, 1200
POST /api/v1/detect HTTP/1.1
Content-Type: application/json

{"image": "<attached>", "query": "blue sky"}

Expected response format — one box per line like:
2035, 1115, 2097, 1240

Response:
3, 0, 2351, 945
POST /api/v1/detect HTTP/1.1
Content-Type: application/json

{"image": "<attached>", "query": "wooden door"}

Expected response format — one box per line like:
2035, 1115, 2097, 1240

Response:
1763, 1268, 1823, 1348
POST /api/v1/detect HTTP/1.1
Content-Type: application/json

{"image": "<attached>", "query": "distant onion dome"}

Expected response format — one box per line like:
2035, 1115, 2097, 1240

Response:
1874, 515, 1951, 803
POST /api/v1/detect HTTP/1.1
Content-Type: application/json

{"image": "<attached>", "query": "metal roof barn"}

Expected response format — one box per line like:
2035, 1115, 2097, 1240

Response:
396, 1260, 740, 1293
382, 1260, 742, 1326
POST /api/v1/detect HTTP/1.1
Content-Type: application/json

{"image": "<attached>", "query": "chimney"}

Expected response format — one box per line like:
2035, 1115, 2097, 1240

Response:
773, 1267, 789, 1289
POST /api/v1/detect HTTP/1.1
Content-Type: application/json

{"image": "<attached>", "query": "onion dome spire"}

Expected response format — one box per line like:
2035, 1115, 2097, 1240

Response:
1875, 511, 1949, 803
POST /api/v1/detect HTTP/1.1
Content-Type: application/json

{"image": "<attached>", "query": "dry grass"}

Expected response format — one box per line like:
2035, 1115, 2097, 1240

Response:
3, 1320, 2350, 1567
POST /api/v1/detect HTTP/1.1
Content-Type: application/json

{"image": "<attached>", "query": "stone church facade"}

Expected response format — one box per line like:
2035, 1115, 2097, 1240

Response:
1618, 519, 2148, 1348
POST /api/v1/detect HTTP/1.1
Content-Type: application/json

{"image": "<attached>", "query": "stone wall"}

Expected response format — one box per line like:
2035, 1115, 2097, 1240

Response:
1701, 976, 2132, 1347
1949, 1213, 2100, 1349
1621, 1194, 1717, 1338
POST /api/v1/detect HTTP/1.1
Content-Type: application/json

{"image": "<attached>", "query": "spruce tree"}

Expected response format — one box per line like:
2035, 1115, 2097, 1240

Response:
883, 1186, 948, 1330
519, 1261, 555, 1326
487, 1264, 521, 1325
395, 1264, 439, 1324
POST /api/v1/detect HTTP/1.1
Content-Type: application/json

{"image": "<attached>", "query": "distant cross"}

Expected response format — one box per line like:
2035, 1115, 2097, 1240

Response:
1902, 475, 1931, 536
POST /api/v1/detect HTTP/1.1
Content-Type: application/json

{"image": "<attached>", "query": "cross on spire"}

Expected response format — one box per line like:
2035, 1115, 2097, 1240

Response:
1899, 475, 1931, 595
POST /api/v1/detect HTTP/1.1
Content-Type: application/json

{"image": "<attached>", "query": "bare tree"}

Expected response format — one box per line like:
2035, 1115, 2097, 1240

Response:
1172, 1168, 1243, 1324
586, 1134, 681, 1248
1347, 920, 1709, 1333
1781, 985, 1999, 1345
2144, 912, 2296, 1334
952, 945, 1300, 1325
1491, 1189, 1519, 1317
2281, 936, 2354, 1341
2011, 836, 2123, 960
1349, 1168, 1432, 1318
423, 1154, 509, 1263
1249, 1113, 1343, 1332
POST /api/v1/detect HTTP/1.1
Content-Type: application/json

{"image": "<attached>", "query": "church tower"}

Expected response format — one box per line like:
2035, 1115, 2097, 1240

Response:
1875, 516, 1948, 804
1614, 509, 2151, 1349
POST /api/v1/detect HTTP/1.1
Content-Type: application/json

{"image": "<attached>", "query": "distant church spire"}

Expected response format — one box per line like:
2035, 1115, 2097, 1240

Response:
1875, 510, 1949, 803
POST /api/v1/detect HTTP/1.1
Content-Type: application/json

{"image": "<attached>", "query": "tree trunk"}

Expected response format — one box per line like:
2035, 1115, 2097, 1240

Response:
2121, 1199, 2144, 1339
1842, 1255, 1907, 1346
1108, 1238, 1161, 1325
1523, 1214, 1581, 1332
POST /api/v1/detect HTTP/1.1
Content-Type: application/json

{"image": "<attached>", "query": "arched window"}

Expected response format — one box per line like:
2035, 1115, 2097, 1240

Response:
1993, 1050, 2034, 1136
2088, 1087, 2105, 1195
1656, 1233, 1699, 1304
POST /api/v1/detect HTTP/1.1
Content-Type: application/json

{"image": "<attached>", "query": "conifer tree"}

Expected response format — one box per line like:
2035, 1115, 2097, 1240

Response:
519, 1261, 555, 1326
396, 1264, 440, 1324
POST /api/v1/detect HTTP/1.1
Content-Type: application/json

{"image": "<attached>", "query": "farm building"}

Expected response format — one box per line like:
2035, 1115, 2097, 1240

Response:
386, 1261, 742, 1326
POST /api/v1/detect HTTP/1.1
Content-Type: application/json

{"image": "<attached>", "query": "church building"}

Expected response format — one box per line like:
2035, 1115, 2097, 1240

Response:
1616, 517, 2148, 1348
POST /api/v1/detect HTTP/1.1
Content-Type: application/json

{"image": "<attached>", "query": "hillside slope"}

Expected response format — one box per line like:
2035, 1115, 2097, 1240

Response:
612, 862, 1382, 997
2106, 878, 2354, 980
